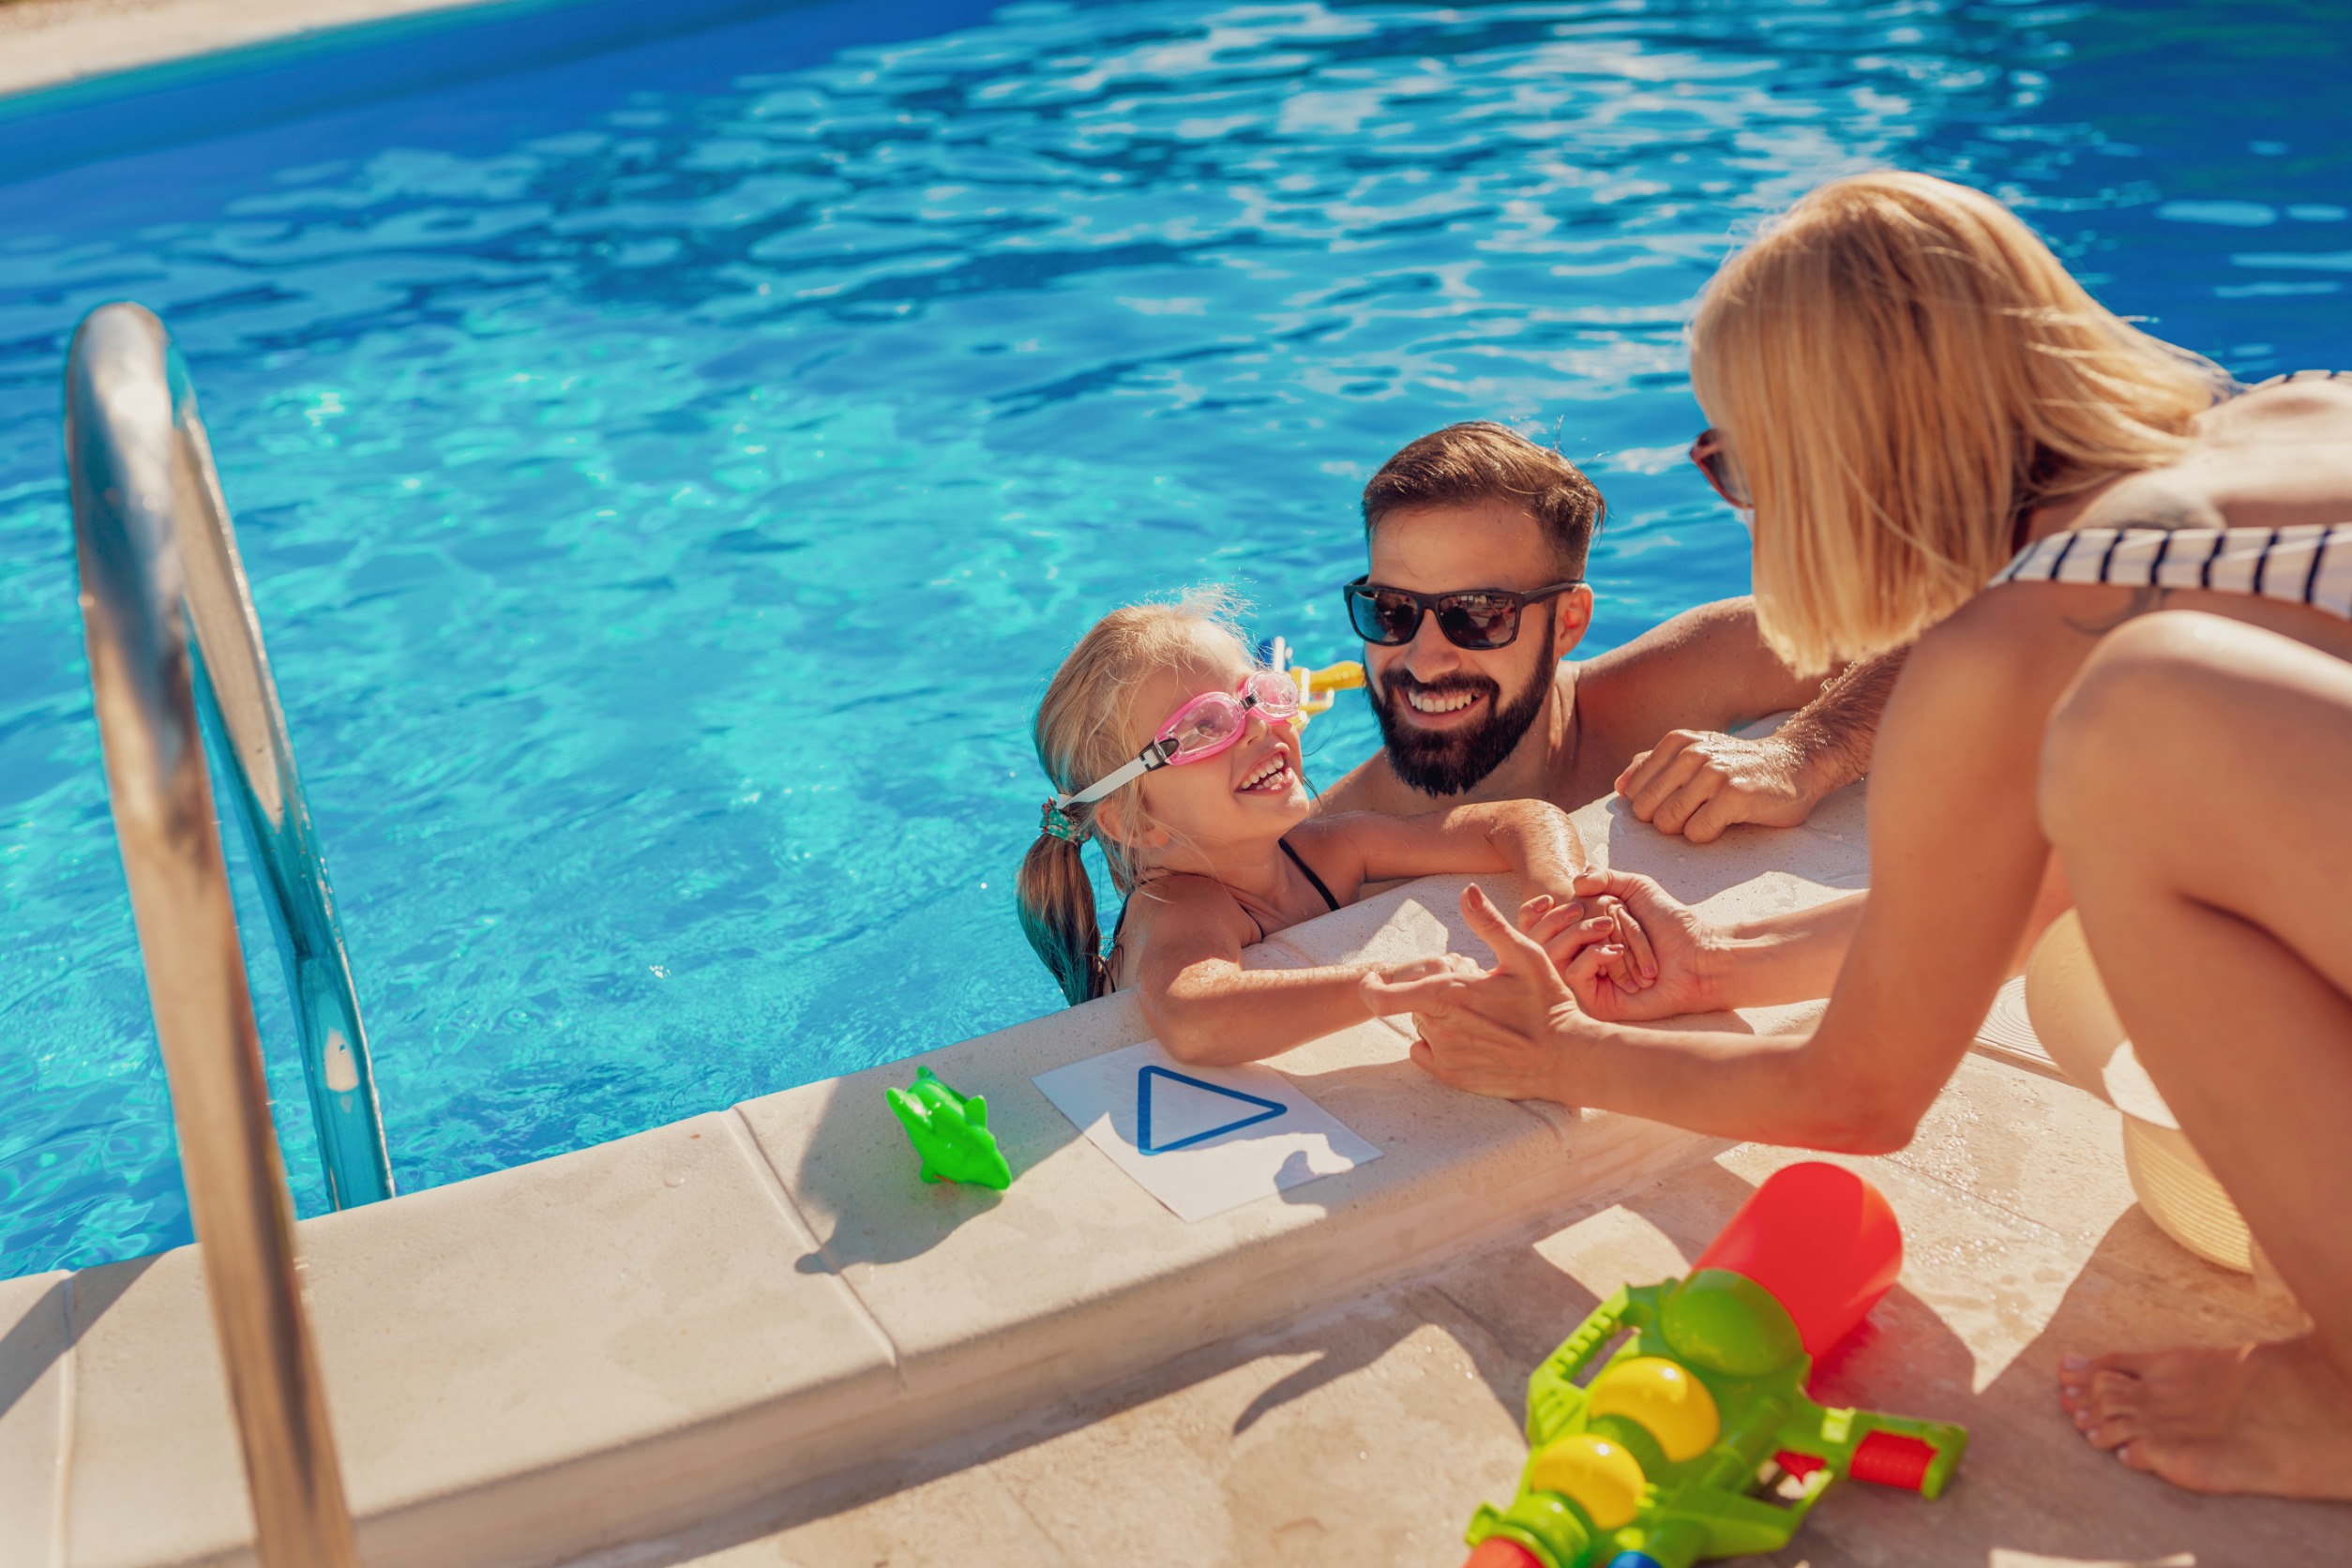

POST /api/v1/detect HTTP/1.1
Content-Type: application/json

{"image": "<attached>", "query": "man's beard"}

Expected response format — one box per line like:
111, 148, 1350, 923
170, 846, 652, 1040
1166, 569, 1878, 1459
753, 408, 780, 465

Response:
1368, 620, 1556, 799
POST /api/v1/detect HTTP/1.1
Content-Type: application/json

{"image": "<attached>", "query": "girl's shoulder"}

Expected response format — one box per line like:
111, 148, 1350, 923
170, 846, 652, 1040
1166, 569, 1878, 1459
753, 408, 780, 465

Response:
1109, 871, 1259, 990
1115, 870, 1260, 944
1289, 807, 1409, 856
1283, 810, 1373, 877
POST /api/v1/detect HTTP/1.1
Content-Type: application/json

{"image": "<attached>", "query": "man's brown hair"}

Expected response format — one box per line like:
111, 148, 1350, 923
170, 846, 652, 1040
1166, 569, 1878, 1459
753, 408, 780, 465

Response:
1361, 421, 1606, 579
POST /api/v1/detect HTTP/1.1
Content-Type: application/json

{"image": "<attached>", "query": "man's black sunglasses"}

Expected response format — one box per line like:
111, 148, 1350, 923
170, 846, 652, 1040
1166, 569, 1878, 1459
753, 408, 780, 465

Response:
1342, 576, 1583, 651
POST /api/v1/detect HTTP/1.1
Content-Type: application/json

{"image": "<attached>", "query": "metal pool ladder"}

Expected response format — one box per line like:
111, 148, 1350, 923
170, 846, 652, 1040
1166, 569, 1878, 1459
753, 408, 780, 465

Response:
66, 300, 384, 1565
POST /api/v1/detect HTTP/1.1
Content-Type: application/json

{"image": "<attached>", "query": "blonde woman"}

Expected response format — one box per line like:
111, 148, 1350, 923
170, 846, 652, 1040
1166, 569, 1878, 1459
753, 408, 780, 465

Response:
1364, 171, 2352, 1500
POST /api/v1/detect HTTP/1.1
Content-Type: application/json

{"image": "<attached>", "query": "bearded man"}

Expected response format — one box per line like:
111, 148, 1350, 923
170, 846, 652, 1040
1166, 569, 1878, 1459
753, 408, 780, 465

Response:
1317, 422, 1902, 834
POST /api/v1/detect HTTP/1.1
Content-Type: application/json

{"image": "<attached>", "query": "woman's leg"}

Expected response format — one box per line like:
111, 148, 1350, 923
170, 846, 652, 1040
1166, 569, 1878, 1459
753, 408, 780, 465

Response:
2038, 610, 2352, 1499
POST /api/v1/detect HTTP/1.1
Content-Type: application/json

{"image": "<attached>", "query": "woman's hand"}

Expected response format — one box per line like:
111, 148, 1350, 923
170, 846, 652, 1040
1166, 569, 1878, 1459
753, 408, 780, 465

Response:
1359, 870, 1741, 1104
1504, 869, 1727, 1021
1515, 884, 1648, 984
1361, 884, 1596, 1102
1545, 868, 1727, 1021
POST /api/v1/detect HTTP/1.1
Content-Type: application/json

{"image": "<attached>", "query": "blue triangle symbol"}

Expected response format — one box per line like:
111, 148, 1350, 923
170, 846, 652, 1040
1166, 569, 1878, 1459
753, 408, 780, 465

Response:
1136, 1065, 1288, 1154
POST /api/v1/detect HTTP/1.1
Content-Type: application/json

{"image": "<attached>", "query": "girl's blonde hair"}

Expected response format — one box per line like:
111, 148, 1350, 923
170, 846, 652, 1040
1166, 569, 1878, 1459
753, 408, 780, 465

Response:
1017, 587, 1251, 1006
1691, 170, 2232, 674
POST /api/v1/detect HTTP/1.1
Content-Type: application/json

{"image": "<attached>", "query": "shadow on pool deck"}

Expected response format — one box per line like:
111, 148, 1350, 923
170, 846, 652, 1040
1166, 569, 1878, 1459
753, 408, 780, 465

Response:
780, 1070, 1018, 1276
617, 1056, 2351, 1568
0, 1254, 158, 1429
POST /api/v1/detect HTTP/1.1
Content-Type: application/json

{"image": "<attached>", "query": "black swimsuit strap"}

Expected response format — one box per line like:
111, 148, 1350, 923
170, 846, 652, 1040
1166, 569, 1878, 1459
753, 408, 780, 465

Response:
1280, 837, 1341, 912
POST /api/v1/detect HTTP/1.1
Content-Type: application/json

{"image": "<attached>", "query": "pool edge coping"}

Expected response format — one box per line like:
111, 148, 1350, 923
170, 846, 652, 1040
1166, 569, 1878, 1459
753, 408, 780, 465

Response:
0, 787, 1876, 1568
0, 0, 505, 101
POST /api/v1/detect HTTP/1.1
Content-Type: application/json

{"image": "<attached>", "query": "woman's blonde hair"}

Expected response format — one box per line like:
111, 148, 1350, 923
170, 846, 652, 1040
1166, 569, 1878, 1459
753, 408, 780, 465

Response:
1017, 587, 1251, 1007
1691, 170, 2232, 674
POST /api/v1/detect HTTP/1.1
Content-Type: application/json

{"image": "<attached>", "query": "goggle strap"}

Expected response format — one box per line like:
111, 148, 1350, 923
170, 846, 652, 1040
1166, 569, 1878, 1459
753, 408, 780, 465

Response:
1055, 737, 1175, 807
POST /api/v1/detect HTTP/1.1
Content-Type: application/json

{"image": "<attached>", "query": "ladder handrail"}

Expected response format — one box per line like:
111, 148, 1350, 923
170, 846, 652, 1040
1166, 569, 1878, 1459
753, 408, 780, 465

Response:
171, 344, 394, 1211
78, 306, 396, 1208
67, 300, 363, 1566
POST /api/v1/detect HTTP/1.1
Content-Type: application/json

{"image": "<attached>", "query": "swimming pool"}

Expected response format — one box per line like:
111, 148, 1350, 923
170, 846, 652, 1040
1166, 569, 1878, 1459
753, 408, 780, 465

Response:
2, 0, 2344, 1280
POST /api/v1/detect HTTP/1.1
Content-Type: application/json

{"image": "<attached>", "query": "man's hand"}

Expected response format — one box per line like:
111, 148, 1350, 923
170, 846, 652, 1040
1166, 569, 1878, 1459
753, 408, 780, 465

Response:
1360, 885, 1591, 1103
1613, 646, 1908, 841
1615, 729, 1823, 843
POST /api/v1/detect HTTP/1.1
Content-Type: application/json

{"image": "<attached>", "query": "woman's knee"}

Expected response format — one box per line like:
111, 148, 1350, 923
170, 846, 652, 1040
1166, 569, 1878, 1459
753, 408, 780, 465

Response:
2038, 614, 2247, 846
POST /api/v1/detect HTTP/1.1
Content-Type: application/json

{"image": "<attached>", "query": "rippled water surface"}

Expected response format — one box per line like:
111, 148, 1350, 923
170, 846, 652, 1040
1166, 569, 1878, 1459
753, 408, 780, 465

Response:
2, 0, 2345, 1276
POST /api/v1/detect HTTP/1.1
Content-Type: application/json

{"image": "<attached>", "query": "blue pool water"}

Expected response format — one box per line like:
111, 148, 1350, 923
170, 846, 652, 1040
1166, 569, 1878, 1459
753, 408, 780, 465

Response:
2, 0, 2345, 1279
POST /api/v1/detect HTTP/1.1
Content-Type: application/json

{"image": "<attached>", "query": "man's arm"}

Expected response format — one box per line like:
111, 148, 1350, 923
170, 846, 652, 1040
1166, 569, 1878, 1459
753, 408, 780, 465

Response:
1568, 596, 1881, 814
1614, 643, 1910, 843
1570, 596, 1827, 749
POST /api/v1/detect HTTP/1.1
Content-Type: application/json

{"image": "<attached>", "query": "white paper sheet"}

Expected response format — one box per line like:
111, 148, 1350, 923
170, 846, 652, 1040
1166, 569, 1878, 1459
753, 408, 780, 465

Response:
1032, 1040, 1381, 1223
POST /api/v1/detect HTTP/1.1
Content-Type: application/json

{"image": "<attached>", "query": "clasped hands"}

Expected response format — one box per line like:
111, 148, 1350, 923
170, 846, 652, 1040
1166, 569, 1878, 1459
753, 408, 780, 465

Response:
1357, 869, 1715, 1103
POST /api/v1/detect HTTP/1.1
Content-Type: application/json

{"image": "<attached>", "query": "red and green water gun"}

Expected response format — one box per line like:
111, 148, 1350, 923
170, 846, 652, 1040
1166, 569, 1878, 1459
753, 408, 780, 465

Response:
1461, 1162, 1968, 1568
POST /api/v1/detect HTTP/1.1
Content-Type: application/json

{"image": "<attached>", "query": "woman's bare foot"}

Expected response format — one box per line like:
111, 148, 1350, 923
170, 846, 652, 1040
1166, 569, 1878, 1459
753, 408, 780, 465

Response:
2057, 1334, 2352, 1498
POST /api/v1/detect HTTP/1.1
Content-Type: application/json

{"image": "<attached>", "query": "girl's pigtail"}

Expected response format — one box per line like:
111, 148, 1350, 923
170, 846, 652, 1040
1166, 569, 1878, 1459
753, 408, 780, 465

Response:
1017, 816, 1110, 1007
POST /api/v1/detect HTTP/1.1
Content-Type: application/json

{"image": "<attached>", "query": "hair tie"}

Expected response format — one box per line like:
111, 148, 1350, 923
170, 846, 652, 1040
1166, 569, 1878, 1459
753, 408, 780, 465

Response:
1040, 799, 1091, 845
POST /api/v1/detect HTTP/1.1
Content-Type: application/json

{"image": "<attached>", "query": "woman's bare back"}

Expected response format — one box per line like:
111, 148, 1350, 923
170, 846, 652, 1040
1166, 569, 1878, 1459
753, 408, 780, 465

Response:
1992, 371, 2352, 665
2069, 372, 2352, 534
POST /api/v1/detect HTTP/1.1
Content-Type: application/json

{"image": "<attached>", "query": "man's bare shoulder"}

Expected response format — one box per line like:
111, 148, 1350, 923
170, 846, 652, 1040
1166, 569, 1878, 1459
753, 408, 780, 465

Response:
1576, 595, 1762, 679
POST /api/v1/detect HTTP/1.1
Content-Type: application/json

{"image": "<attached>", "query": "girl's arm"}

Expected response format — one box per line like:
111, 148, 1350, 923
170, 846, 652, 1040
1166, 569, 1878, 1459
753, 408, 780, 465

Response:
1365, 594, 2080, 1151
1308, 800, 1647, 985
1135, 803, 1625, 1069
1308, 799, 1588, 897
1130, 876, 1385, 1067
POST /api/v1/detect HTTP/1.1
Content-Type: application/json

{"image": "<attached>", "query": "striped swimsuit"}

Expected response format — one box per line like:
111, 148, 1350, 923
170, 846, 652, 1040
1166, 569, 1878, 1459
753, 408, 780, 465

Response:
1993, 521, 2352, 618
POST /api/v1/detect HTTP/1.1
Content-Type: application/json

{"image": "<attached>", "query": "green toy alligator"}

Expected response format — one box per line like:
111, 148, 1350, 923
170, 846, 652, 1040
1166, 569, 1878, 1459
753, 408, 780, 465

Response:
885, 1065, 1013, 1190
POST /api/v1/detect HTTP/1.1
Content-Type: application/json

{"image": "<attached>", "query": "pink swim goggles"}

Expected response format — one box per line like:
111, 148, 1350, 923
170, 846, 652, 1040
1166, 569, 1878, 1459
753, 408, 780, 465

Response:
1054, 670, 1301, 809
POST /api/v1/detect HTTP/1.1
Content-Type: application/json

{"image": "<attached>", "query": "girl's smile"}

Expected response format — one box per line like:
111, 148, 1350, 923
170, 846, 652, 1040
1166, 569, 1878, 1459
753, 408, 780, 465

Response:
1234, 746, 1296, 793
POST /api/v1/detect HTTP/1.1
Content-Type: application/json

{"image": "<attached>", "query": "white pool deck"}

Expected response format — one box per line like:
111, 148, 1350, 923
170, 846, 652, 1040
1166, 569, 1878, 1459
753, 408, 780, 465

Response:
0, 0, 495, 98
4, 777, 2346, 1567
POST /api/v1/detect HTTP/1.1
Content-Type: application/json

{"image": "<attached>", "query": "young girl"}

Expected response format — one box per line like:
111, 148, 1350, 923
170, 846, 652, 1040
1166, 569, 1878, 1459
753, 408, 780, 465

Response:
1016, 590, 1650, 1065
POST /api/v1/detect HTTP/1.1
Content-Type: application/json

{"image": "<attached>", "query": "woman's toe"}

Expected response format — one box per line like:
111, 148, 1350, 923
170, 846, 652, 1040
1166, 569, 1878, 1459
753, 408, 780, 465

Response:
2077, 1380, 2147, 1450
2088, 1408, 2145, 1451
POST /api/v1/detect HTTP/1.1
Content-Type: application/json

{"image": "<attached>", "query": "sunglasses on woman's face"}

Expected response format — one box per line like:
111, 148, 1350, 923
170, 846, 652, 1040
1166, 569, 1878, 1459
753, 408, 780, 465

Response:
1343, 576, 1582, 651
1690, 427, 1753, 509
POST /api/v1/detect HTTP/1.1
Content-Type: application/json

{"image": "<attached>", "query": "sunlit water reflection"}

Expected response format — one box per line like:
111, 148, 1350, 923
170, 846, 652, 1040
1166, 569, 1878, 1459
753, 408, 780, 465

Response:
0, 0, 2344, 1275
